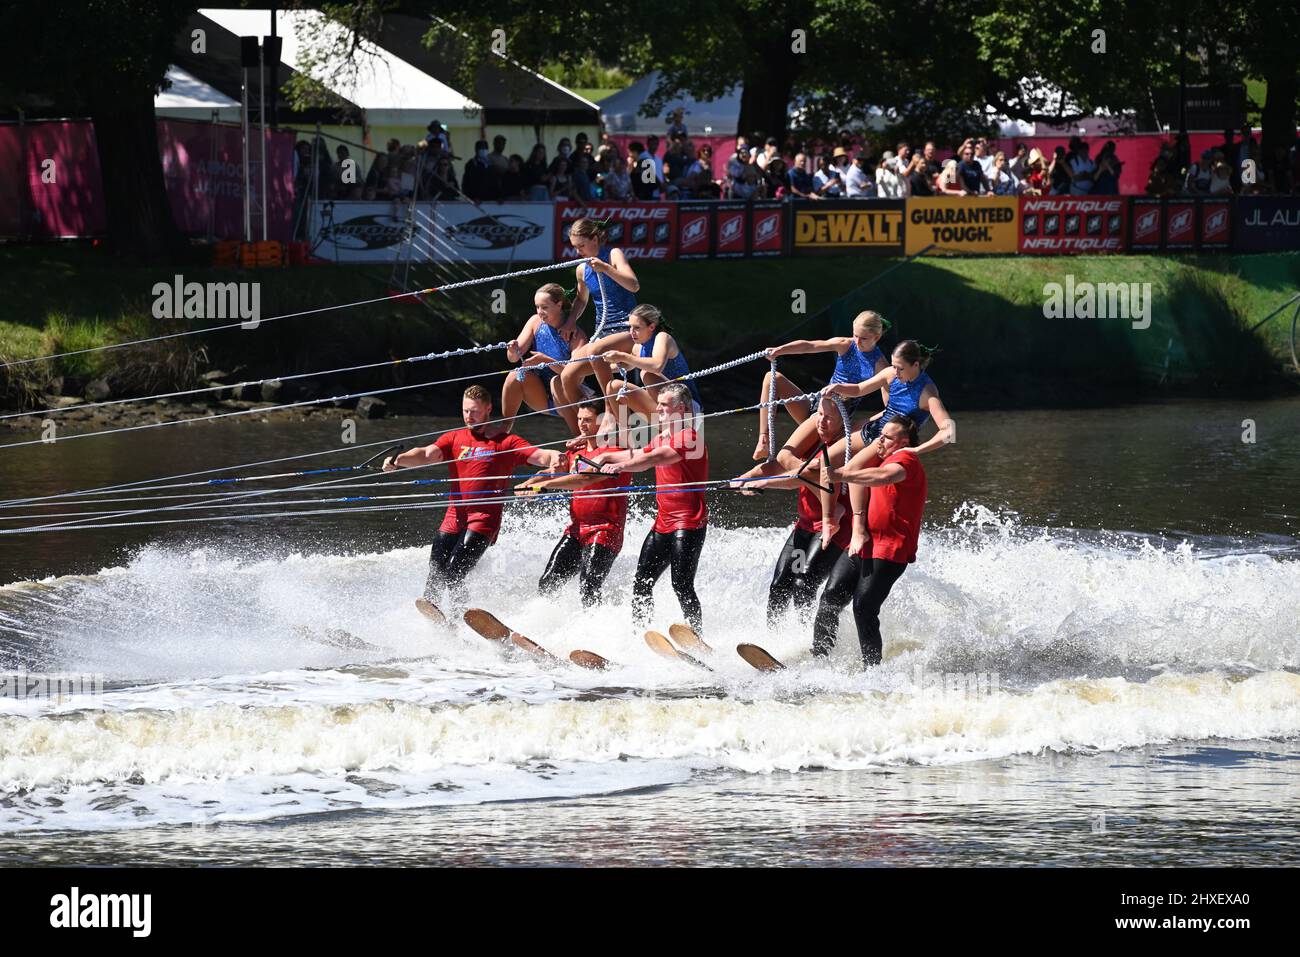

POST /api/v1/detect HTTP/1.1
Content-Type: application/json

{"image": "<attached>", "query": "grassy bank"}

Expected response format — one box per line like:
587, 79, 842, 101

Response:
1, 244, 1295, 414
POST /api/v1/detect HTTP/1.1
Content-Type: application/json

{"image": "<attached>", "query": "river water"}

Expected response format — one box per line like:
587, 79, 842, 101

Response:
0, 397, 1297, 865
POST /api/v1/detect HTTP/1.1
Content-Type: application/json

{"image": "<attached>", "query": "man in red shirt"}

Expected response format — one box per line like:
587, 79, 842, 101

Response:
517, 400, 629, 605
736, 408, 849, 625
383, 384, 562, 609
590, 383, 709, 633
818, 414, 928, 667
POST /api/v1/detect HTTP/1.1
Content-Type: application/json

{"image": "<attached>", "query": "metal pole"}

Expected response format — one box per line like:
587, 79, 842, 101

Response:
241, 66, 251, 242
312, 121, 321, 231
16, 108, 28, 241
259, 40, 268, 241
269, 1, 278, 129
208, 109, 219, 243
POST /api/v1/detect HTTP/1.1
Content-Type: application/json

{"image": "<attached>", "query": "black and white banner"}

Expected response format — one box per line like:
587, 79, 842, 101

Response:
308, 201, 426, 263
309, 201, 555, 263
432, 202, 555, 262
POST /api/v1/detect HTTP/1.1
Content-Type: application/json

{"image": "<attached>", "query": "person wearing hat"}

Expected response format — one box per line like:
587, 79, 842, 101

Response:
844, 151, 875, 198
1185, 149, 1215, 194
1021, 147, 1047, 194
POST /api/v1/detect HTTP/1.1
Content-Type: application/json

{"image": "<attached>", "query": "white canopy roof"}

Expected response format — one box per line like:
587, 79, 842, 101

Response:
156, 65, 240, 111
599, 71, 742, 135
197, 7, 479, 122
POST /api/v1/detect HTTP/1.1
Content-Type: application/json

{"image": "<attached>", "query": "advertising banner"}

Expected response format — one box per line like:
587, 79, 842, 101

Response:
308, 201, 427, 263
158, 120, 294, 242
554, 202, 677, 260
1019, 196, 1127, 253
903, 197, 1017, 255
1163, 200, 1197, 250
1234, 196, 1300, 252
0, 119, 294, 241
1198, 198, 1232, 250
714, 202, 747, 257
432, 201, 553, 261
749, 201, 785, 256
1129, 198, 1164, 251
792, 200, 905, 255
676, 203, 713, 259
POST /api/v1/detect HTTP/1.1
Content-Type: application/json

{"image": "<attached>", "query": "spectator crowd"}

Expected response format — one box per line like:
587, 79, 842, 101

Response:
292, 113, 1300, 218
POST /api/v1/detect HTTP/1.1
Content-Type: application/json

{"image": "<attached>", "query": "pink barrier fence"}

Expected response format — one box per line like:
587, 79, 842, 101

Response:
987, 133, 1242, 195
0, 118, 294, 241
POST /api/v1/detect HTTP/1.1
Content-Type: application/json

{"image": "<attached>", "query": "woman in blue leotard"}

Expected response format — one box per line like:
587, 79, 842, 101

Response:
502, 283, 589, 428
818, 339, 954, 548
556, 218, 641, 434
753, 310, 891, 469
601, 305, 701, 424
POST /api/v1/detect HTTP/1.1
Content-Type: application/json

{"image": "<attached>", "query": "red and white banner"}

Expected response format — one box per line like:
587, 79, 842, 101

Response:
1199, 198, 1232, 249
749, 201, 785, 256
1164, 200, 1196, 249
714, 202, 747, 257
1129, 198, 1164, 251
1019, 196, 1127, 253
1129, 197, 1233, 251
675, 203, 713, 259
554, 202, 677, 260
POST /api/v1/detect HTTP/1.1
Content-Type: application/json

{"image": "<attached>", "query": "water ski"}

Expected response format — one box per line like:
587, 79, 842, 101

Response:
463, 608, 511, 642
668, 623, 712, 655
415, 598, 447, 626
509, 631, 561, 662
645, 630, 710, 670
736, 643, 786, 672
570, 649, 611, 670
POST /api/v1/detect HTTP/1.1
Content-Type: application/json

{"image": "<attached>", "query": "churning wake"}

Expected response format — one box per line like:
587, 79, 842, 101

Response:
1, 503, 1297, 832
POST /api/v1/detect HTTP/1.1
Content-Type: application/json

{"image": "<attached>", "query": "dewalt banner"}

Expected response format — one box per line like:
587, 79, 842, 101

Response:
791, 200, 905, 255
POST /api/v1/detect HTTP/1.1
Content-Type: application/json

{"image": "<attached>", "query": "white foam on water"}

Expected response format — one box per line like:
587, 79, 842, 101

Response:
0, 505, 1296, 831
1, 671, 1298, 832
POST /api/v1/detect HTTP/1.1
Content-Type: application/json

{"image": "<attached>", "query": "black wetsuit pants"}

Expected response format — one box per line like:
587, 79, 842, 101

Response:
632, 527, 707, 633
538, 534, 619, 606
425, 529, 492, 605
812, 551, 907, 667
768, 527, 842, 625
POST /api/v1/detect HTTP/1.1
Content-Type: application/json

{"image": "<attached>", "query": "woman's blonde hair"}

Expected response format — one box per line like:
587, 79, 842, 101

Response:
852, 310, 885, 338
